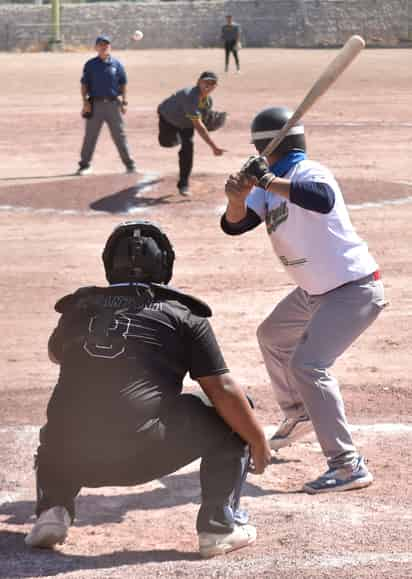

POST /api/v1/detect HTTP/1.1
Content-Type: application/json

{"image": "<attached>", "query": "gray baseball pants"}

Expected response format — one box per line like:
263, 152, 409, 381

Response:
257, 273, 385, 469
79, 100, 135, 169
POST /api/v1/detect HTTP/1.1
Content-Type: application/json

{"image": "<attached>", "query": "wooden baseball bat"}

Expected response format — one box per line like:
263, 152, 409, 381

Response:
261, 35, 366, 158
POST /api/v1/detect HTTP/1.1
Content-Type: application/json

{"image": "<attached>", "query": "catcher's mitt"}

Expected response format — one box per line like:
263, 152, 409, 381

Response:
202, 110, 227, 132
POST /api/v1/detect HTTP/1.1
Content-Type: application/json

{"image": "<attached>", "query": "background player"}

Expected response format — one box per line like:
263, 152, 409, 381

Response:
25, 220, 271, 557
221, 14, 241, 73
157, 71, 225, 196
221, 107, 386, 494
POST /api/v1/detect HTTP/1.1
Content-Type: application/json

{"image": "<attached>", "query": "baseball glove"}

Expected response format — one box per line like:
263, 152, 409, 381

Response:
81, 97, 93, 119
202, 110, 227, 132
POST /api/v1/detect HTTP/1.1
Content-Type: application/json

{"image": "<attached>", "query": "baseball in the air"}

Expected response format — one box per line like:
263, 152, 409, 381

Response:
132, 30, 144, 41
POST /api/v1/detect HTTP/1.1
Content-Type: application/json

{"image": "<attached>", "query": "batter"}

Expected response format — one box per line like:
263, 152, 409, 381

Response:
221, 107, 386, 494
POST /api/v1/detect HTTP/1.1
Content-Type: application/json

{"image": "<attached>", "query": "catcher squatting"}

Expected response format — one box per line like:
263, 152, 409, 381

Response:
25, 221, 272, 557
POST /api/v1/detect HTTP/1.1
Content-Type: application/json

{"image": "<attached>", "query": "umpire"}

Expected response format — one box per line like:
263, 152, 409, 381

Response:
76, 35, 136, 176
25, 220, 271, 558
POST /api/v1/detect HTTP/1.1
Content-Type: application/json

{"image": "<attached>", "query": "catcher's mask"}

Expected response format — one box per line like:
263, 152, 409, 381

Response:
251, 107, 306, 155
103, 221, 175, 285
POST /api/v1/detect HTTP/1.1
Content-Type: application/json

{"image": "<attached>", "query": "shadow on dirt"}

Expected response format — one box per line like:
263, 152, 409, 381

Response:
90, 178, 182, 213
0, 173, 189, 214
0, 530, 198, 577
0, 467, 287, 575
0, 466, 296, 528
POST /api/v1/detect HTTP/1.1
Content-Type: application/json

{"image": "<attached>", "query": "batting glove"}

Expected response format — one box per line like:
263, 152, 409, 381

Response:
241, 155, 276, 190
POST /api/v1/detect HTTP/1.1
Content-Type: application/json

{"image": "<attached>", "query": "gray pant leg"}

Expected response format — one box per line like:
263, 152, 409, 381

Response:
291, 279, 385, 467
105, 101, 135, 168
79, 101, 105, 168
257, 287, 311, 417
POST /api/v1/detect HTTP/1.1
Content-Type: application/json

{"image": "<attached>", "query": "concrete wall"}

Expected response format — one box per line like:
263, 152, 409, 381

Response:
0, 0, 411, 51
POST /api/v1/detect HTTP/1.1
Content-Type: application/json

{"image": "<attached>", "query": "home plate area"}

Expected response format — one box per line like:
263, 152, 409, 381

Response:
1, 422, 411, 578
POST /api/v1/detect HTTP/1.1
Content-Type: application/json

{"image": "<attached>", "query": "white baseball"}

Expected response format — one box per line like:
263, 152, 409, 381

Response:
132, 30, 144, 41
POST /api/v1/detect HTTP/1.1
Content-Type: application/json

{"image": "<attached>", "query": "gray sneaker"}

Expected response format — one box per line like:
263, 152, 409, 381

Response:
25, 506, 70, 548
269, 415, 313, 451
303, 455, 373, 494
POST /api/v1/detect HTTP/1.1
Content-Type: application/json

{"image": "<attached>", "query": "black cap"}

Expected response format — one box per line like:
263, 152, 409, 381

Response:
199, 71, 218, 83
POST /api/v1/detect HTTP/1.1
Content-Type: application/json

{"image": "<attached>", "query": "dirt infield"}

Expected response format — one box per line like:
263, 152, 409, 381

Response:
0, 48, 411, 578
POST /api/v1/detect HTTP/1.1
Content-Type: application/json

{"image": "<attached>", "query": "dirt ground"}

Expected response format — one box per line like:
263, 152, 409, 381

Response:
0, 48, 411, 578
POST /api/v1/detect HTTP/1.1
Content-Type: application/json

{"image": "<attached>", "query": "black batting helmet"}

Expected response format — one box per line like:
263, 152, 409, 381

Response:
102, 220, 175, 285
251, 107, 306, 155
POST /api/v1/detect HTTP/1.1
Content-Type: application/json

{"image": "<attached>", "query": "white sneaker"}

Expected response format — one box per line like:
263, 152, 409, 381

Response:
268, 415, 313, 451
178, 186, 192, 197
25, 506, 71, 549
198, 524, 256, 558
75, 166, 92, 176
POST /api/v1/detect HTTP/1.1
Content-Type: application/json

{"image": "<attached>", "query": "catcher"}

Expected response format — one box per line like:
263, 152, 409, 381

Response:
157, 71, 226, 196
25, 220, 271, 557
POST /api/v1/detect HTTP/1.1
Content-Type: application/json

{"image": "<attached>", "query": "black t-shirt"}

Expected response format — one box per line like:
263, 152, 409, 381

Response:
46, 285, 228, 451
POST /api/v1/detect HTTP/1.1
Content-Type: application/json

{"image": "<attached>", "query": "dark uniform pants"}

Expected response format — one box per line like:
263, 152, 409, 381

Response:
35, 394, 249, 535
79, 100, 135, 170
224, 41, 240, 71
158, 114, 194, 191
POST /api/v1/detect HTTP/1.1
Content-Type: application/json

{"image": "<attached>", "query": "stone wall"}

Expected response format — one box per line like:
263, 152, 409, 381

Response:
0, 0, 410, 51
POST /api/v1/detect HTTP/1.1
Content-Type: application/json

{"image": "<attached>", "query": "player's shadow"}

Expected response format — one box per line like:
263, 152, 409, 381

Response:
0, 465, 294, 528
0, 530, 197, 577
0, 465, 301, 575
90, 178, 178, 213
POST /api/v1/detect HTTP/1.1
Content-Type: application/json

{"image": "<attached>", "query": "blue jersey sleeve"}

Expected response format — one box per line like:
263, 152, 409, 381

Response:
117, 61, 127, 85
81, 62, 91, 86
289, 162, 336, 214
220, 207, 262, 235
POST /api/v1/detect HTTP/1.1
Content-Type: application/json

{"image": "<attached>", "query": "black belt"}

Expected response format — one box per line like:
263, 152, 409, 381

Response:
92, 96, 119, 102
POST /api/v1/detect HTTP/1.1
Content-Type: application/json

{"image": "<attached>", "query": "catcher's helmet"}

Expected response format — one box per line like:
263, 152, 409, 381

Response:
103, 220, 175, 284
251, 107, 306, 155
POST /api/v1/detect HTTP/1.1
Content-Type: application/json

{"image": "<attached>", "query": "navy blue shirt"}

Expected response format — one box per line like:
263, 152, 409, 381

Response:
81, 55, 127, 98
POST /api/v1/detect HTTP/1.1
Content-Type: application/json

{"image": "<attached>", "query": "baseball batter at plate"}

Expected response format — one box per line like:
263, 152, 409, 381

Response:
221, 106, 386, 494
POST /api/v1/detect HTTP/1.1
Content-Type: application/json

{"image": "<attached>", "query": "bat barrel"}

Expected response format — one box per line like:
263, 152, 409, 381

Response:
261, 35, 365, 158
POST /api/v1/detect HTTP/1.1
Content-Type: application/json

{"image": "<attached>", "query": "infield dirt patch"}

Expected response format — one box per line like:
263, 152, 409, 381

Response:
0, 48, 411, 578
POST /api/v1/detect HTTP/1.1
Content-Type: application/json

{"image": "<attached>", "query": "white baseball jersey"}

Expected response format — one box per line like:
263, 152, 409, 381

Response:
246, 159, 378, 295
